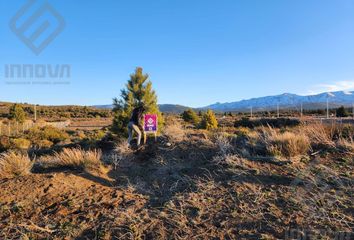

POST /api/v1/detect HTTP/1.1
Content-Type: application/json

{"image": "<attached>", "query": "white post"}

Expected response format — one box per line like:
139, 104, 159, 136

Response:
326, 98, 329, 119
277, 104, 280, 118
300, 103, 303, 118
250, 106, 253, 118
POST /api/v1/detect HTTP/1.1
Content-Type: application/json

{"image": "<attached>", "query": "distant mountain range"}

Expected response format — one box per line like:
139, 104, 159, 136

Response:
93, 91, 354, 113
203, 91, 354, 112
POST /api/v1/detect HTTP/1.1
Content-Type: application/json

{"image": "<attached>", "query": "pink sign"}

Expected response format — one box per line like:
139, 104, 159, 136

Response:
144, 114, 158, 132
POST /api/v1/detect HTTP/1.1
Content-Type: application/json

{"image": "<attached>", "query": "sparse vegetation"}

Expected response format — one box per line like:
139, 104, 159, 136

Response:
0, 115, 353, 239
0, 151, 32, 179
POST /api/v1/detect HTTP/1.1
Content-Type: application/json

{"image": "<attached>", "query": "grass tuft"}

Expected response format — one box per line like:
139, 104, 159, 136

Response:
38, 148, 102, 171
0, 151, 32, 179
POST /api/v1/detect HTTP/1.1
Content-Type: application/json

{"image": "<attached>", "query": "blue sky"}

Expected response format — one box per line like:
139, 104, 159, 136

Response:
1, 0, 354, 107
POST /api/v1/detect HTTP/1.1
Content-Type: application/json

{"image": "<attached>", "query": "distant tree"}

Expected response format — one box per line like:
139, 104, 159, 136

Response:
111, 67, 163, 136
9, 104, 26, 123
198, 111, 203, 117
228, 112, 233, 117
201, 109, 218, 130
336, 106, 349, 118
182, 109, 200, 126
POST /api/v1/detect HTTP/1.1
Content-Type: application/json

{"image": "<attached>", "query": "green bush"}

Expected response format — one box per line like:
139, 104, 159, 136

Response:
201, 110, 218, 130
9, 104, 26, 123
182, 109, 201, 126
27, 126, 69, 144
42, 126, 69, 143
11, 138, 31, 150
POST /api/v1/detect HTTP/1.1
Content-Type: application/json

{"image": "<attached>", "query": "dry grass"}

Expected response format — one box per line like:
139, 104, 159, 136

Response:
303, 124, 354, 153
0, 151, 32, 179
303, 124, 336, 147
163, 120, 185, 143
107, 141, 134, 169
338, 138, 354, 152
38, 148, 102, 171
262, 127, 311, 158
215, 133, 232, 156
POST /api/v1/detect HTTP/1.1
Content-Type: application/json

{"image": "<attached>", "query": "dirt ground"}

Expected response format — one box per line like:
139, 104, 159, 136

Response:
0, 131, 353, 239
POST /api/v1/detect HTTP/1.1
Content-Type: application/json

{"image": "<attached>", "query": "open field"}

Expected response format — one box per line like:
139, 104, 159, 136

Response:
0, 116, 353, 239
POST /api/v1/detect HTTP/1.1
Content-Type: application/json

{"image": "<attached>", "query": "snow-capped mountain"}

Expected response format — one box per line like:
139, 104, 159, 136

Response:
203, 91, 354, 111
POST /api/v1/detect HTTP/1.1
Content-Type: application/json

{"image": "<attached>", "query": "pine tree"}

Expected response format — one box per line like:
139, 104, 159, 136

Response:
9, 104, 26, 123
201, 109, 218, 130
111, 67, 163, 136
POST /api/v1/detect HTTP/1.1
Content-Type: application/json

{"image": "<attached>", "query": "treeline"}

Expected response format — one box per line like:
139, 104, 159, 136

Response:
0, 103, 113, 120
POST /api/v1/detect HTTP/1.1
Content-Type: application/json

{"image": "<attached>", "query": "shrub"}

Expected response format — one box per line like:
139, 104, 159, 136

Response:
9, 104, 26, 123
76, 130, 87, 140
235, 117, 301, 129
42, 126, 69, 143
11, 138, 31, 150
38, 148, 102, 171
181, 109, 200, 126
215, 133, 232, 156
201, 110, 218, 130
0, 151, 32, 179
234, 127, 251, 138
35, 140, 53, 149
27, 126, 69, 144
0, 136, 11, 151
261, 128, 310, 158
336, 106, 349, 117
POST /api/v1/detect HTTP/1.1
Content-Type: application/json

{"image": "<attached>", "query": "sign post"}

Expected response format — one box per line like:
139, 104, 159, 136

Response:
144, 114, 158, 143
